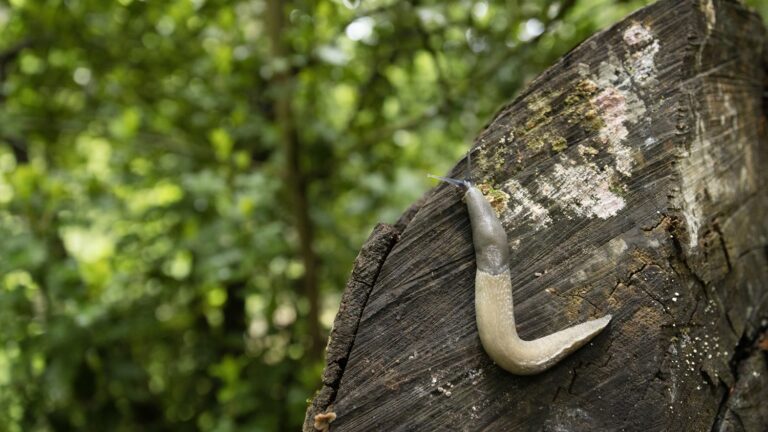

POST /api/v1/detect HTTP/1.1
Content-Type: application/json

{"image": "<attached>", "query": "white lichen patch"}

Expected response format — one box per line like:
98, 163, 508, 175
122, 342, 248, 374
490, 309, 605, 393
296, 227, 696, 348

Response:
569, 236, 628, 286
643, 137, 657, 149
528, 95, 551, 116
722, 93, 738, 128
568, 269, 589, 285
702, 0, 716, 34
623, 23, 654, 46
577, 144, 599, 157
608, 237, 628, 257
497, 24, 662, 224
537, 161, 626, 220
678, 151, 704, 248
499, 179, 552, 229
581, 23, 659, 184
529, 24, 660, 223
623, 23, 660, 87
593, 87, 634, 176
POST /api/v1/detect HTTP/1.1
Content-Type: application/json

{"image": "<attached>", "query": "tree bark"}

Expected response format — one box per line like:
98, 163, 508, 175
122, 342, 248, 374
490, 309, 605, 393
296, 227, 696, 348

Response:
265, 0, 324, 360
306, 0, 768, 430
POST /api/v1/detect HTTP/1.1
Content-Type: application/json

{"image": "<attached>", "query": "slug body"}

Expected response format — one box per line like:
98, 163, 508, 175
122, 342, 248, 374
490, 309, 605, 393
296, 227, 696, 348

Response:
461, 183, 612, 375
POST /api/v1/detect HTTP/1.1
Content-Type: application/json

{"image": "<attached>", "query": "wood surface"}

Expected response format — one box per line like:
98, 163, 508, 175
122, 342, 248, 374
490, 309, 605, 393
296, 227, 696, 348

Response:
305, 1, 768, 430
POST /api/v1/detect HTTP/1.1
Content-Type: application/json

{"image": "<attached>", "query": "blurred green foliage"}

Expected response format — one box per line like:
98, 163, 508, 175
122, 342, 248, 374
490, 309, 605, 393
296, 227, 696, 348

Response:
0, 0, 764, 430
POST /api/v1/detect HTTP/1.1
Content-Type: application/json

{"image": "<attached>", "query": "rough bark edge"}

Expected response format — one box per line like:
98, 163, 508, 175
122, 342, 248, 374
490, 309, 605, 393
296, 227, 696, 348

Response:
711, 328, 768, 431
711, 10, 768, 427
303, 223, 400, 432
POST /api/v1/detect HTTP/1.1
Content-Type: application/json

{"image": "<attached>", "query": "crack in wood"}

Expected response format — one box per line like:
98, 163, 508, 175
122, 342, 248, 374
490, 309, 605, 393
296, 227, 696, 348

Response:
303, 224, 400, 431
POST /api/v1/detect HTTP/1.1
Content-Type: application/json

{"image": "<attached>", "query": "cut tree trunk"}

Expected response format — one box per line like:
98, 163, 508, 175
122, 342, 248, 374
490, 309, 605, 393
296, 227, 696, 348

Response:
305, 0, 768, 430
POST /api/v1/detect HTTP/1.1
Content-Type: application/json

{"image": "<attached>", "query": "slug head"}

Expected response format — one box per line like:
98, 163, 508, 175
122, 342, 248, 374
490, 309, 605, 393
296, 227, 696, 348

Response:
427, 174, 472, 190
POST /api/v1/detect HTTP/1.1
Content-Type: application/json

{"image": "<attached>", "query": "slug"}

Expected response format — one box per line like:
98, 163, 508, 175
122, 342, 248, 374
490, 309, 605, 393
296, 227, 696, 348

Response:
431, 174, 612, 375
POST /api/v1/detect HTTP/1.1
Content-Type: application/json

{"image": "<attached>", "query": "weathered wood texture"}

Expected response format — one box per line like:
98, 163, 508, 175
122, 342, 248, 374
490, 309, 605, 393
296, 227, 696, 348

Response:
305, 0, 768, 430
303, 223, 400, 432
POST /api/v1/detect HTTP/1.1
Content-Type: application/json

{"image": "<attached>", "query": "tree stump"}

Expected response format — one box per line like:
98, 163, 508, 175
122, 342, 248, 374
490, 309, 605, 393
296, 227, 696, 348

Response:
305, 0, 768, 430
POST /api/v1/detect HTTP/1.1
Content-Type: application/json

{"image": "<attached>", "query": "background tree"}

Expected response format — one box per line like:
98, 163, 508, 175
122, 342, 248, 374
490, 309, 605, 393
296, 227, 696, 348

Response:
0, 0, 765, 430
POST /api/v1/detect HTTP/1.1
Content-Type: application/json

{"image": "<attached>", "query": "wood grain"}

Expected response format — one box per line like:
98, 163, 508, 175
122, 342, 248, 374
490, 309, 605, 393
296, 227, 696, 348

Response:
305, 1, 768, 430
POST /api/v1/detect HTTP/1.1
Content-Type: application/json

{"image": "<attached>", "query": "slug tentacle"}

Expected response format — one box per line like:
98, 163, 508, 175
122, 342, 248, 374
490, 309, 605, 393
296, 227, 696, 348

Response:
427, 174, 471, 189
446, 181, 612, 375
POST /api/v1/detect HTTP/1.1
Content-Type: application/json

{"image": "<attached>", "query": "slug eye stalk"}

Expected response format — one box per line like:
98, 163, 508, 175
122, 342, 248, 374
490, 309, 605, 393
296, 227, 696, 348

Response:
434, 177, 612, 375
427, 174, 471, 190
